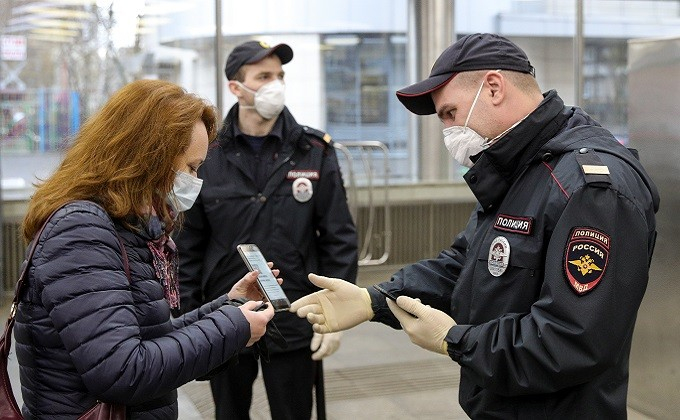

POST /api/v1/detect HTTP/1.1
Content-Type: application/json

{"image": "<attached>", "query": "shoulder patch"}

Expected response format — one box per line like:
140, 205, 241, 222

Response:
575, 148, 611, 186
303, 126, 332, 144
564, 226, 610, 295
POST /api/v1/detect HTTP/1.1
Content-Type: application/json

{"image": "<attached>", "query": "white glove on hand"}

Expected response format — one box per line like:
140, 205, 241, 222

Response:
310, 331, 342, 361
290, 274, 374, 333
386, 295, 456, 355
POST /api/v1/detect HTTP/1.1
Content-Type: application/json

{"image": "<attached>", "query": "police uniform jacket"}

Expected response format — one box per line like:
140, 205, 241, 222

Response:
175, 104, 358, 353
15, 201, 251, 419
370, 90, 660, 419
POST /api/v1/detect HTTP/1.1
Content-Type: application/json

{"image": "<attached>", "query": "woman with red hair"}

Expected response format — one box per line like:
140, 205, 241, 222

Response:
15, 79, 275, 418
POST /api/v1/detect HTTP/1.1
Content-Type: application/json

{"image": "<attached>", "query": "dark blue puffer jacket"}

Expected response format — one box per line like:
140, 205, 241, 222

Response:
14, 201, 250, 419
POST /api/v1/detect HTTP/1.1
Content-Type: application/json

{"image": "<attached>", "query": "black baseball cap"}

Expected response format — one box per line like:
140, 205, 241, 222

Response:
396, 33, 535, 115
224, 40, 294, 80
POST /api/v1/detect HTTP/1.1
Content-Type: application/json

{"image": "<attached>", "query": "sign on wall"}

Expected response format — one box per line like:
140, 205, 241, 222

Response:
1, 35, 27, 61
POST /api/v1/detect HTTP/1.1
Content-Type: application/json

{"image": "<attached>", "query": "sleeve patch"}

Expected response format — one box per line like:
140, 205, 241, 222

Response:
564, 227, 610, 295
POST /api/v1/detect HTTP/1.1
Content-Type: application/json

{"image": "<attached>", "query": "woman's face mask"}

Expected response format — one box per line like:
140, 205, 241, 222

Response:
238, 79, 286, 120
167, 170, 203, 213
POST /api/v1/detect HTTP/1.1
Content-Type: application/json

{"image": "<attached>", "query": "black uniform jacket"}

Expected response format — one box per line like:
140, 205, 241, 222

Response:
370, 91, 660, 419
175, 104, 358, 353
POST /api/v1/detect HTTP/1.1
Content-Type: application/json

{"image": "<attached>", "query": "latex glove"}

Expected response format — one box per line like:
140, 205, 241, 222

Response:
386, 295, 456, 355
290, 273, 373, 333
310, 331, 343, 361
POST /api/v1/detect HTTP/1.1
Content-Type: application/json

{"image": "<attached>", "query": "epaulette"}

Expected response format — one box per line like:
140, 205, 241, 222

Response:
575, 148, 611, 187
302, 126, 332, 147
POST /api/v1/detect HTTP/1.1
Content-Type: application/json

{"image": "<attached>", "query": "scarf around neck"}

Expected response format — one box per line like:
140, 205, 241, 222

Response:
146, 209, 180, 309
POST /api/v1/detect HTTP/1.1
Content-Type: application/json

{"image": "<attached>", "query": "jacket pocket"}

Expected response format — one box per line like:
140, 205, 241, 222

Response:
472, 233, 545, 315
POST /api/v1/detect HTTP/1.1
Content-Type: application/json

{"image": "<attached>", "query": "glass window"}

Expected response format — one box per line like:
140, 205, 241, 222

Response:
583, 39, 628, 143
454, 0, 680, 151
322, 33, 409, 180
1, 0, 215, 184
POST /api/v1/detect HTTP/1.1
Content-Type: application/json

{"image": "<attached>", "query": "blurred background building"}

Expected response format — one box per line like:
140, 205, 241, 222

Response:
1, 1, 679, 418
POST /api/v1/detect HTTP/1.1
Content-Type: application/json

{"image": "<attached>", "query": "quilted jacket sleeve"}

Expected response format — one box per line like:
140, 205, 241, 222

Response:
32, 205, 250, 405
171, 295, 230, 328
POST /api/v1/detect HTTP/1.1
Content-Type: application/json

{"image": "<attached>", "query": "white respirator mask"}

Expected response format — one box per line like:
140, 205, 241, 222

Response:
238, 79, 286, 120
442, 80, 489, 168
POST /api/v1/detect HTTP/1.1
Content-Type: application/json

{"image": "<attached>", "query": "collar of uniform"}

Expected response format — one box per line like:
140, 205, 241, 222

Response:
219, 104, 288, 147
233, 112, 285, 144
464, 90, 566, 211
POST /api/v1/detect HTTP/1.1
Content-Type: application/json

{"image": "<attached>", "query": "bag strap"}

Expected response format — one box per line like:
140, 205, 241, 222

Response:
115, 232, 131, 282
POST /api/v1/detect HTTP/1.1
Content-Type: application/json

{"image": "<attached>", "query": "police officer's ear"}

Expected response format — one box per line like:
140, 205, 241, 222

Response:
486, 70, 505, 105
228, 80, 246, 99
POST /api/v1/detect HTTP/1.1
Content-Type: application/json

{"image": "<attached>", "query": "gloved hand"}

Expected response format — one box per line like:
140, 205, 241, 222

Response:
386, 295, 456, 355
310, 331, 343, 361
290, 273, 374, 333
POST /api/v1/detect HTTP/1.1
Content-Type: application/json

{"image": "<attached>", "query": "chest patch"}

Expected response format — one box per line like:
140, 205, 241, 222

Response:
564, 227, 610, 295
287, 170, 319, 180
488, 236, 510, 277
493, 214, 533, 235
292, 177, 313, 202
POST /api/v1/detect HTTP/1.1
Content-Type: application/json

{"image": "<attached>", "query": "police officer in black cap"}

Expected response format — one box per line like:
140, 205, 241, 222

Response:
174, 40, 358, 419
291, 33, 660, 418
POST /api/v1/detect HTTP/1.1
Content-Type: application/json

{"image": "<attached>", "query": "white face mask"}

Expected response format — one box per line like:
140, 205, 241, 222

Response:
167, 171, 203, 213
443, 80, 488, 168
238, 79, 286, 120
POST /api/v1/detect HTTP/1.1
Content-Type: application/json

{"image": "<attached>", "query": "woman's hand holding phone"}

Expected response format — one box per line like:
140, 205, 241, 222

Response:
239, 300, 275, 347
237, 244, 291, 312
227, 262, 282, 301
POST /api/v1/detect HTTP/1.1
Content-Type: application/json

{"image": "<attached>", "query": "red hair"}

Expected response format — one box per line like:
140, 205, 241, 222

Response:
22, 79, 218, 242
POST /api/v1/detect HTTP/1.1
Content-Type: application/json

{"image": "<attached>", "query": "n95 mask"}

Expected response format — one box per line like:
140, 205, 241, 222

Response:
442, 80, 489, 168
238, 79, 286, 120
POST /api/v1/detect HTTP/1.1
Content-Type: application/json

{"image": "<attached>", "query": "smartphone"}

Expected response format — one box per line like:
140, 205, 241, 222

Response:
237, 244, 290, 312
372, 284, 399, 301
373, 285, 417, 318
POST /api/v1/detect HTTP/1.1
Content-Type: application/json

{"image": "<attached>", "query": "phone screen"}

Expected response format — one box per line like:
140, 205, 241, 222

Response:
237, 244, 290, 312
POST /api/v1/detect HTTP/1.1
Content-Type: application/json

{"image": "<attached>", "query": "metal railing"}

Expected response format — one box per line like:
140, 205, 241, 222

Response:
334, 141, 391, 266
